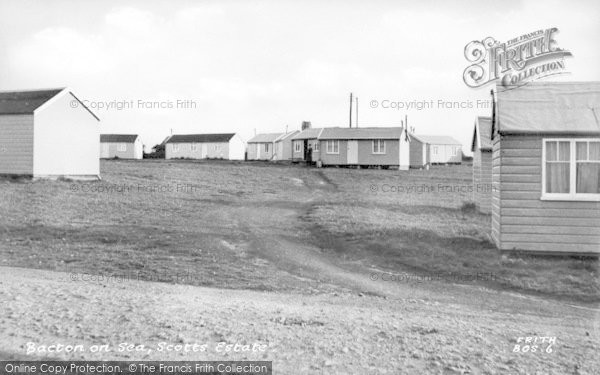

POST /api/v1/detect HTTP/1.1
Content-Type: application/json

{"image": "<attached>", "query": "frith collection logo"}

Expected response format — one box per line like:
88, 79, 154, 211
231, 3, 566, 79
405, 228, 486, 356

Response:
463, 27, 572, 88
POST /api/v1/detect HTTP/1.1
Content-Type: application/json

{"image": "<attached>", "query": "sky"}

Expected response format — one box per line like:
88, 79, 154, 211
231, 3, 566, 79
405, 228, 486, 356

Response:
1, 0, 599, 153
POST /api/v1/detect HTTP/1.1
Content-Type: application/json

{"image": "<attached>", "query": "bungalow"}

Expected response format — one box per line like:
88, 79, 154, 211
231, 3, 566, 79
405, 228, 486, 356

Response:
491, 81, 600, 255
0, 88, 100, 180
165, 133, 245, 160
100, 134, 143, 159
273, 130, 300, 161
317, 127, 410, 169
471, 116, 493, 214
246, 133, 282, 160
291, 128, 323, 162
410, 135, 462, 166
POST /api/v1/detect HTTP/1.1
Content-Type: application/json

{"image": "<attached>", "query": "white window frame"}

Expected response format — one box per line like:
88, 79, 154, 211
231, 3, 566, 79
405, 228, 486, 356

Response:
172, 144, 179, 153
314, 141, 319, 152
214, 144, 220, 151
326, 140, 339, 154
541, 138, 600, 201
451, 146, 458, 156
264, 143, 270, 153
117, 143, 127, 152
294, 141, 301, 153
432, 146, 438, 155
191, 143, 198, 152
372, 140, 386, 154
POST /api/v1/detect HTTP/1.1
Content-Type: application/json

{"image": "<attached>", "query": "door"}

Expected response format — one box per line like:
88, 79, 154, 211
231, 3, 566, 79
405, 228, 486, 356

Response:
347, 140, 358, 164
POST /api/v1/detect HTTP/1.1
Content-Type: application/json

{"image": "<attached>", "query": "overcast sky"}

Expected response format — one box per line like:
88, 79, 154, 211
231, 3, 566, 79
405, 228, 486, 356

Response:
1, 0, 599, 152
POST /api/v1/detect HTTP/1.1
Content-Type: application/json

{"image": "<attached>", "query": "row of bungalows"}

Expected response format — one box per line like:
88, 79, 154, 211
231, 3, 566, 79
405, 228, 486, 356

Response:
246, 131, 299, 161
0, 88, 101, 180
100, 134, 143, 159
489, 81, 600, 255
409, 135, 463, 168
164, 133, 246, 160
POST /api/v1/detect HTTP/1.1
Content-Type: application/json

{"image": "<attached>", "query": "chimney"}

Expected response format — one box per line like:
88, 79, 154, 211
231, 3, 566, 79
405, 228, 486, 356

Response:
301, 121, 312, 130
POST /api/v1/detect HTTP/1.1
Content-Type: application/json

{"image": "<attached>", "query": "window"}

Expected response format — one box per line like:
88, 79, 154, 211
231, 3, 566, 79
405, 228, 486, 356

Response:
172, 144, 179, 152
117, 143, 127, 152
432, 146, 438, 155
191, 143, 198, 152
314, 141, 319, 152
214, 145, 220, 151
326, 140, 339, 154
451, 147, 458, 156
542, 139, 600, 200
264, 143, 270, 153
294, 141, 301, 153
372, 140, 386, 154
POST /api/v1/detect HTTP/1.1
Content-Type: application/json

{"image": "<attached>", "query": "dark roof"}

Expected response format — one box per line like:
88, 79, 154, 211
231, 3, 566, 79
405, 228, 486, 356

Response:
0, 88, 64, 114
100, 134, 139, 143
497, 81, 600, 134
471, 116, 492, 152
166, 133, 236, 143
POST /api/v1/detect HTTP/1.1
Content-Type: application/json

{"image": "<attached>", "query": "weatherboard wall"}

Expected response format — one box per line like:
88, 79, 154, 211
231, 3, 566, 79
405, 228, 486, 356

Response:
318, 139, 401, 166
166, 142, 230, 159
166, 136, 245, 160
247, 142, 274, 161
291, 139, 319, 161
492, 134, 600, 254
429, 144, 462, 164
0, 114, 34, 175
472, 136, 492, 214
100, 139, 143, 159
409, 138, 425, 168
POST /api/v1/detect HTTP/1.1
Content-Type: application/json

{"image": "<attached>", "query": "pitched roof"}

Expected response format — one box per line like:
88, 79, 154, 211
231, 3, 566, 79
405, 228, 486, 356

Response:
100, 134, 139, 143
471, 116, 492, 152
496, 81, 600, 134
275, 130, 300, 142
247, 133, 283, 143
166, 133, 236, 143
291, 128, 323, 140
0, 88, 64, 115
318, 127, 403, 140
411, 135, 462, 146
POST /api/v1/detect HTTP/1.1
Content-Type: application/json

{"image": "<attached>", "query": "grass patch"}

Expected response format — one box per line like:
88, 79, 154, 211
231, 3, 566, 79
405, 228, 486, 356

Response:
305, 201, 599, 303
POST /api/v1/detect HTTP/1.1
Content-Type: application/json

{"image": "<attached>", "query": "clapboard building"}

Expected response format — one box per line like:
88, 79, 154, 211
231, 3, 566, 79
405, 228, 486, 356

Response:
491, 81, 600, 255
100, 134, 143, 159
165, 133, 245, 160
471, 117, 493, 214
0, 88, 100, 179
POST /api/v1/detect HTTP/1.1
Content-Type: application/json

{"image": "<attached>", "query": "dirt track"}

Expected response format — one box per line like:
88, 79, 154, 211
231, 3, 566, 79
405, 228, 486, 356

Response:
2, 171, 599, 374
1, 266, 598, 374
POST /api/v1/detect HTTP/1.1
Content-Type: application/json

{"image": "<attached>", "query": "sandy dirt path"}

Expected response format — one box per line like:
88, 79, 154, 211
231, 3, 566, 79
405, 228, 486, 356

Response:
1, 170, 599, 374
1, 266, 599, 375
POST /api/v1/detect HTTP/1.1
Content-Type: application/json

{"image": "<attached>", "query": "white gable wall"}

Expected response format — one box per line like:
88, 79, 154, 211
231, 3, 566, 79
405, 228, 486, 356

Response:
33, 91, 99, 178
228, 134, 246, 160
134, 138, 143, 159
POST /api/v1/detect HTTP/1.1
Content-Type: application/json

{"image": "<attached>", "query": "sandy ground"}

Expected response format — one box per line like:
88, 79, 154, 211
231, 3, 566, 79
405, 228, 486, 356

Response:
1, 266, 599, 374
1, 161, 599, 374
